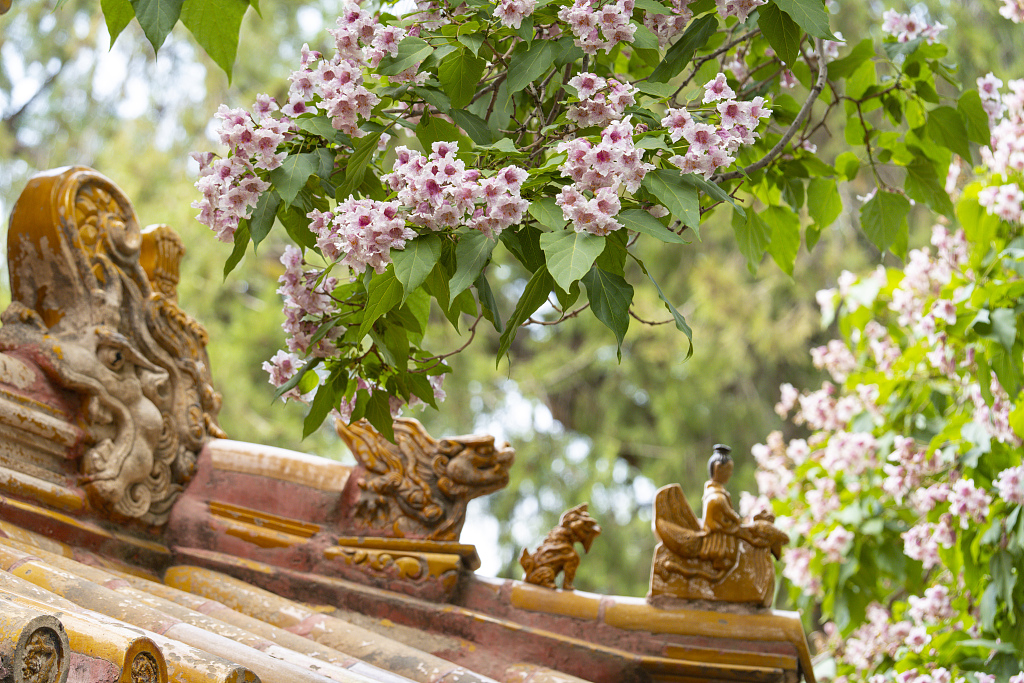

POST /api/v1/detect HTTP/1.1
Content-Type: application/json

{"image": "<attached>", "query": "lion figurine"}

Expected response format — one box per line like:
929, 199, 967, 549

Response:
520, 503, 602, 590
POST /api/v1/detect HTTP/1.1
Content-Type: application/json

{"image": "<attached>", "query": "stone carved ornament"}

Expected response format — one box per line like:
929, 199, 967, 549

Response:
649, 444, 789, 607
1, 167, 224, 524
520, 503, 601, 590
336, 418, 514, 541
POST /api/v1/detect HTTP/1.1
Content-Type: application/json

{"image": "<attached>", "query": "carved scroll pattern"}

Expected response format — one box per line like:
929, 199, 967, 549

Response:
2, 168, 224, 525
130, 652, 160, 683
21, 628, 62, 683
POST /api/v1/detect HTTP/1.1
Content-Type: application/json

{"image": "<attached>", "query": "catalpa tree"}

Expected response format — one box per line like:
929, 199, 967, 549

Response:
124, 0, 988, 440
748, 7, 1024, 682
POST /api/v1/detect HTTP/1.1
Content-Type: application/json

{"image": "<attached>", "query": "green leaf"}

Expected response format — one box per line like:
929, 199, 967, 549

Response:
476, 273, 503, 333
102, 0, 135, 46
904, 157, 954, 217
507, 39, 558, 94
500, 225, 546, 272
457, 32, 484, 56
649, 14, 717, 83
450, 232, 495, 304
771, 0, 835, 39
131, 0, 183, 52
358, 269, 405, 338
990, 308, 1018, 352
303, 378, 339, 438
224, 221, 250, 278
758, 3, 802, 67
363, 390, 395, 442
497, 266, 553, 363
860, 191, 910, 255
927, 106, 973, 162
634, 81, 678, 99
278, 203, 317, 251
958, 89, 992, 146
679, 173, 744, 214
529, 197, 568, 231
807, 177, 843, 229
540, 231, 606, 292
293, 115, 339, 140
180, 0, 248, 79
648, 272, 693, 359
634, 0, 672, 13
378, 36, 433, 76
618, 209, 687, 244
416, 115, 471, 154
835, 151, 860, 180
338, 132, 382, 199
642, 170, 700, 233
450, 110, 493, 145
439, 49, 486, 109
270, 152, 320, 205
248, 190, 280, 250
731, 209, 771, 274
581, 266, 633, 355
827, 38, 873, 80
762, 206, 800, 276
392, 235, 441, 303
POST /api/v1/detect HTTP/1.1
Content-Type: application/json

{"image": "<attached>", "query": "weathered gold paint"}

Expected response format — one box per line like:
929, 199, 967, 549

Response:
333, 537, 481, 571
508, 584, 601, 621
163, 566, 492, 683
503, 664, 593, 683
0, 521, 74, 558
603, 601, 814, 683
218, 516, 308, 550
324, 546, 464, 582
0, 468, 84, 513
208, 502, 320, 538
0, 539, 349, 683
207, 440, 352, 493
0, 594, 71, 683
662, 645, 798, 673
103, 569, 417, 682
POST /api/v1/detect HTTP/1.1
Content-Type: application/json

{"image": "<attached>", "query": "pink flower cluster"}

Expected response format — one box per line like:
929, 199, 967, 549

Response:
281, 3, 392, 133
811, 339, 858, 382
978, 183, 1024, 223
309, 199, 414, 274
1000, 0, 1024, 22
968, 373, 1022, 446
643, 0, 692, 48
816, 525, 853, 562
978, 75, 1024, 176
383, 142, 529, 239
842, 604, 919, 670
907, 585, 955, 625
557, 0, 636, 55
567, 73, 638, 127
661, 76, 771, 179
495, 0, 537, 29
715, 0, 766, 22
263, 350, 308, 402
555, 117, 652, 235
881, 436, 943, 505
902, 517, 955, 569
947, 477, 992, 528
277, 245, 343, 355
192, 101, 288, 242
780, 547, 820, 595
881, 8, 946, 43
995, 465, 1024, 504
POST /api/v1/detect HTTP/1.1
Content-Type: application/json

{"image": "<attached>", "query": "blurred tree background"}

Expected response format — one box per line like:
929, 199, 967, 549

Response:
0, 0, 1019, 597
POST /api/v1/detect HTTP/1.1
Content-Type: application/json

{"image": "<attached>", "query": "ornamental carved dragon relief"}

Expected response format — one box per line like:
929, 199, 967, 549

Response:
336, 418, 514, 541
0, 167, 224, 524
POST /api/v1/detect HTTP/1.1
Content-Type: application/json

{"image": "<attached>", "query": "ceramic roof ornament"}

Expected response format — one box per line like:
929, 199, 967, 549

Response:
649, 444, 790, 608
0, 167, 818, 683
519, 502, 601, 590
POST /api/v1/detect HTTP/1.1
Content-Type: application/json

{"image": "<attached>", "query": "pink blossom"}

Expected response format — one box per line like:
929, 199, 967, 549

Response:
1000, 0, 1024, 22
907, 585, 955, 624
995, 465, 1024, 504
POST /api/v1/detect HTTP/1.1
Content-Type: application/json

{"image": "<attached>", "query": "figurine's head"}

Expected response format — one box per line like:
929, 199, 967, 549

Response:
708, 444, 733, 484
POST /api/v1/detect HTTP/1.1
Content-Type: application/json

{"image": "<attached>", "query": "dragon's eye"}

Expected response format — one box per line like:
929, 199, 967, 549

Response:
97, 345, 125, 372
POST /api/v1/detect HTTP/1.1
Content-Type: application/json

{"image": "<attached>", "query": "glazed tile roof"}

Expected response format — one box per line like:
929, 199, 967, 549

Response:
0, 166, 816, 683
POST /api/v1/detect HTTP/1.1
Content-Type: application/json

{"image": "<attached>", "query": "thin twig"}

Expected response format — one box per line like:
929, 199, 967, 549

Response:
714, 38, 829, 182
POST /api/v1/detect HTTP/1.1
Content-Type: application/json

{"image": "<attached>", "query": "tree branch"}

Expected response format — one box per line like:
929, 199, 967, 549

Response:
714, 38, 828, 183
